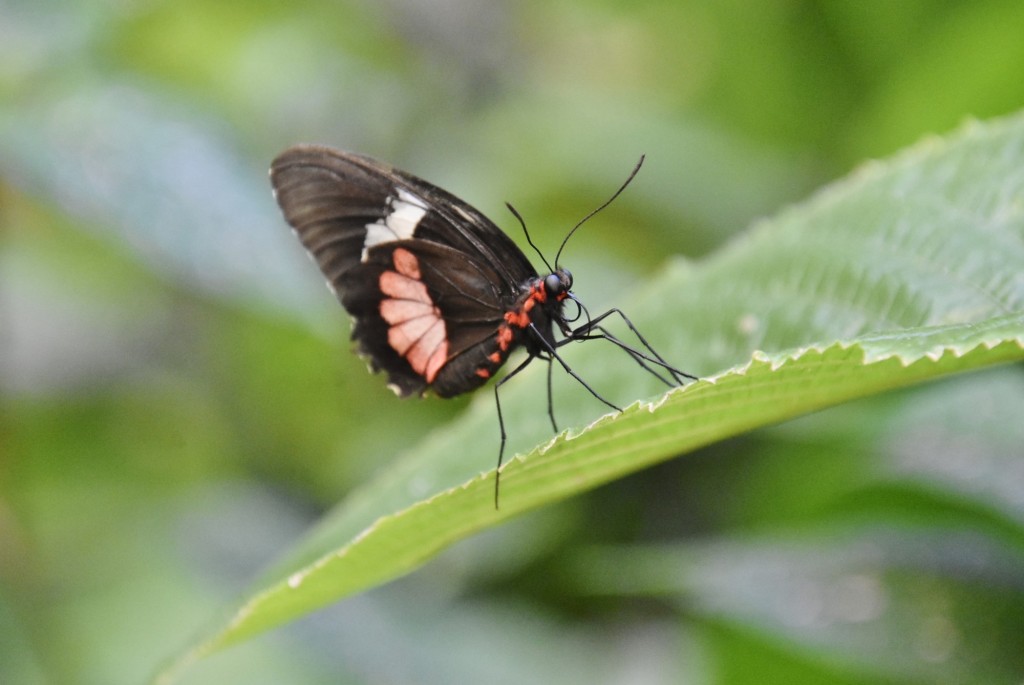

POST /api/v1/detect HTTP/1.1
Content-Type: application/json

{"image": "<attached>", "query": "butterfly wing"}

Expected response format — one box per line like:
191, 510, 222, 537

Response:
270, 145, 538, 397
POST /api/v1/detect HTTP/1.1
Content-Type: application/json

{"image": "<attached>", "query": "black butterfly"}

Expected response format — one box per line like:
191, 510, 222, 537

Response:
270, 146, 694, 506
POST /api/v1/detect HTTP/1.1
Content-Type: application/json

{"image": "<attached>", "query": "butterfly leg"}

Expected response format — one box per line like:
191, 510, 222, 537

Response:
545, 354, 558, 434
568, 308, 696, 385
493, 353, 541, 509
563, 326, 675, 386
528, 323, 623, 415
569, 326, 687, 387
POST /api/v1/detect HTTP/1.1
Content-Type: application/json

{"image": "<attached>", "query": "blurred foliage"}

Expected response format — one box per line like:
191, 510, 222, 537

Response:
2, 1, 1023, 684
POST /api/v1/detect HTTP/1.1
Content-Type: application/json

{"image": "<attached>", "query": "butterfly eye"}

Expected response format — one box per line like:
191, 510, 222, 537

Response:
544, 273, 564, 295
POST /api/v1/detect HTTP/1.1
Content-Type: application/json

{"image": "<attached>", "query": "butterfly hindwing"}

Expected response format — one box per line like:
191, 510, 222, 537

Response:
341, 240, 517, 396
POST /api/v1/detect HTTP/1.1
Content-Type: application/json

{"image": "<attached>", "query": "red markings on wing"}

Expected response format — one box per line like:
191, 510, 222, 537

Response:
392, 247, 421, 279
379, 248, 448, 383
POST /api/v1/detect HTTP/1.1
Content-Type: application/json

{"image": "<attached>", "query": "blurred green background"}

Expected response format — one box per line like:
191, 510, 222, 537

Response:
3, 1, 1024, 683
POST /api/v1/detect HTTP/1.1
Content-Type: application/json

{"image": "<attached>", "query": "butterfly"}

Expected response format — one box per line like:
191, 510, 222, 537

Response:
270, 146, 694, 506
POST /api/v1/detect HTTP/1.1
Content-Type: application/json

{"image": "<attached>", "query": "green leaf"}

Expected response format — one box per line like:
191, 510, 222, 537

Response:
156, 112, 1024, 682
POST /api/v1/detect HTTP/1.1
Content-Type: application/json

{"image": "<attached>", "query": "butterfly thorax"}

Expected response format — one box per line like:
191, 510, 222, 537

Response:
505, 268, 572, 354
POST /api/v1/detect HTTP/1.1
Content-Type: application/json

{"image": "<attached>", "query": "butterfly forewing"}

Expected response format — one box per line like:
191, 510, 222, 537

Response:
271, 147, 536, 288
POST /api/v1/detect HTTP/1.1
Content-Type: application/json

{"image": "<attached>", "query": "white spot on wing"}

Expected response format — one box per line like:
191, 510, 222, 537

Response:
395, 187, 429, 209
386, 200, 427, 236
363, 222, 397, 258
361, 188, 429, 261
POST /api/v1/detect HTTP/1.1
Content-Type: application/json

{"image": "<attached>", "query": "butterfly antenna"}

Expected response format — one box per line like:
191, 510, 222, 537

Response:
555, 155, 645, 267
506, 202, 554, 274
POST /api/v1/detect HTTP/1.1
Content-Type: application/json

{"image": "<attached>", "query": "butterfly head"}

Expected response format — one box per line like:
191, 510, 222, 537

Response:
543, 268, 573, 300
